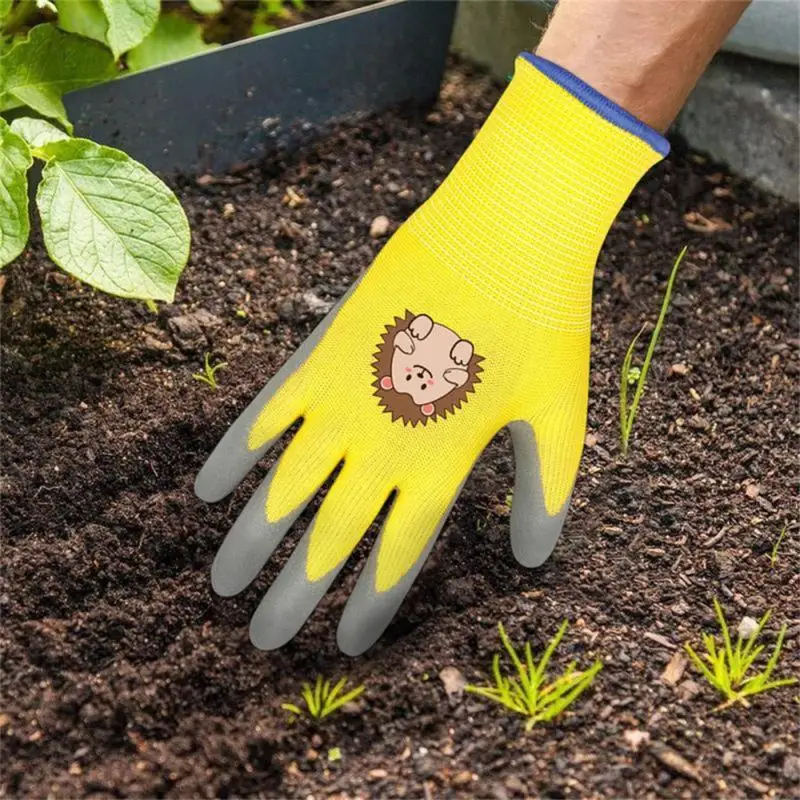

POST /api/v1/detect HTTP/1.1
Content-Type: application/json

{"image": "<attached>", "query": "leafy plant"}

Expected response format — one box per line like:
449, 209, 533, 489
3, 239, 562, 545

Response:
281, 676, 365, 721
188, 0, 223, 16
684, 598, 797, 709
1, 1, 200, 302
466, 622, 602, 730
769, 525, 788, 568
620, 246, 688, 456
127, 12, 218, 71
192, 353, 227, 390
251, 0, 305, 37
1, 116, 190, 300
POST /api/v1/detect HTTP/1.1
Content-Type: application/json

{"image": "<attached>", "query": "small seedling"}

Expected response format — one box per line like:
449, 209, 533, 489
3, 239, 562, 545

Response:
192, 353, 227, 390
620, 246, 688, 456
281, 676, 365, 721
466, 622, 602, 730
769, 525, 788, 568
327, 747, 342, 762
684, 598, 797, 709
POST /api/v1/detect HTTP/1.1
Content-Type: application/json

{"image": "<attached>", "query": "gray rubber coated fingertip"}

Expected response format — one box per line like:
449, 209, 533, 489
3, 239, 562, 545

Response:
510, 503, 568, 567
194, 468, 229, 504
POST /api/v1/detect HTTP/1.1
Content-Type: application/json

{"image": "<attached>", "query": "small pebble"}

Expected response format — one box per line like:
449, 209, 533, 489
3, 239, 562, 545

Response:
369, 768, 388, 780
784, 755, 800, 783
504, 775, 527, 796
737, 616, 759, 640
451, 771, 474, 787
370, 215, 390, 238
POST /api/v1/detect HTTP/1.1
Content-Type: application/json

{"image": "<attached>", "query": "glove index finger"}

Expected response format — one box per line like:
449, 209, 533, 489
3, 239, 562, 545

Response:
195, 282, 360, 503
194, 367, 303, 503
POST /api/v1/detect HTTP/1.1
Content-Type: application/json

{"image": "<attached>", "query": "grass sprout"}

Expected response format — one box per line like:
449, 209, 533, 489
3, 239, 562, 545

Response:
684, 598, 797, 709
620, 246, 688, 456
769, 525, 788, 568
466, 622, 602, 730
192, 353, 227, 390
281, 676, 365, 721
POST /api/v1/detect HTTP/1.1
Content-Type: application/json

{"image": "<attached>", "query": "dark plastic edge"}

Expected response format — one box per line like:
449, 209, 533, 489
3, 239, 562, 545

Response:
63, 0, 457, 174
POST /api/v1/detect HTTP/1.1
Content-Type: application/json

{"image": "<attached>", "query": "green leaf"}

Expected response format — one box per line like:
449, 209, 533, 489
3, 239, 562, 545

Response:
36, 137, 189, 301
261, 0, 287, 17
57, 0, 108, 45
188, 0, 222, 15
0, 24, 115, 128
327, 747, 341, 762
127, 13, 217, 72
0, 118, 33, 267
1, 0, 13, 26
97, 0, 158, 59
323, 684, 364, 717
250, 12, 277, 37
11, 116, 69, 148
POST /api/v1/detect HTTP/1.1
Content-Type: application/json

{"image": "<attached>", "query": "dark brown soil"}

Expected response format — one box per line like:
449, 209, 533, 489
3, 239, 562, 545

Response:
2, 63, 799, 799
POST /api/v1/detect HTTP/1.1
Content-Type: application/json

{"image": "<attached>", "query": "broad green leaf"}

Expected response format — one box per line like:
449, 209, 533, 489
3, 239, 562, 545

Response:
11, 116, 69, 148
250, 11, 278, 37
188, 0, 222, 15
0, 24, 116, 128
0, 118, 32, 266
261, 0, 287, 16
98, 0, 158, 59
57, 0, 108, 45
1, 0, 13, 26
127, 13, 217, 72
36, 138, 190, 300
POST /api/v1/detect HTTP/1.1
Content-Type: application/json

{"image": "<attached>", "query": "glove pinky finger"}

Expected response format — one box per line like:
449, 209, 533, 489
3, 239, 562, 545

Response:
508, 409, 581, 568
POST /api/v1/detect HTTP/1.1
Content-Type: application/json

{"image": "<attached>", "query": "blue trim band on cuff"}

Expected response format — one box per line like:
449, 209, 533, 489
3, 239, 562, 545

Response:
522, 53, 671, 158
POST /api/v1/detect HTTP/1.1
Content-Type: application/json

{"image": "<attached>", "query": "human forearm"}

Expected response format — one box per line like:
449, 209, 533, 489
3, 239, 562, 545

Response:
536, 0, 751, 131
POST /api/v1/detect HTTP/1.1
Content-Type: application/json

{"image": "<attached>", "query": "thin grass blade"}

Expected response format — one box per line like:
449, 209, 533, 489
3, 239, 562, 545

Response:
534, 620, 569, 685
685, 644, 719, 689
624, 246, 687, 450
324, 677, 348, 710
322, 684, 365, 718
760, 624, 789, 683
620, 324, 646, 454
536, 662, 603, 721
499, 623, 525, 678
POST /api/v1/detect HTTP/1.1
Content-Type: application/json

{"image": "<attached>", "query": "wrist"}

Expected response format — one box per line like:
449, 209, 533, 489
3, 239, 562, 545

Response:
535, 0, 751, 132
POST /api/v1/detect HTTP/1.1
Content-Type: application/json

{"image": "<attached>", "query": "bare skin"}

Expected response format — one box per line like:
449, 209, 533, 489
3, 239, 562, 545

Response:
537, 0, 751, 132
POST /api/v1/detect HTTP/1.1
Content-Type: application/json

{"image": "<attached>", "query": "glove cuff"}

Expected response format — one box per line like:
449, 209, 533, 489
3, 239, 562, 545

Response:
404, 55, 669, 333
523, 54, 670, 159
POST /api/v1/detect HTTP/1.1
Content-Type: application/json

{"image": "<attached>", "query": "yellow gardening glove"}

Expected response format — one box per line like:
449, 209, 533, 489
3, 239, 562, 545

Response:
196, 54, 669, 655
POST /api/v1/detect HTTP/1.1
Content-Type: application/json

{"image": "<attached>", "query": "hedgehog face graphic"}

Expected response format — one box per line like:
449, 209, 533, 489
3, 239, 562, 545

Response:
372, 311, 483, 425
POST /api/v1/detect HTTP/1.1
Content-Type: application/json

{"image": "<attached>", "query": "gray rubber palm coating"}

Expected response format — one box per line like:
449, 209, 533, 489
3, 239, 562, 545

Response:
210, 461, 310, 596
195, 281, 359, 503
195, 285, 574, 655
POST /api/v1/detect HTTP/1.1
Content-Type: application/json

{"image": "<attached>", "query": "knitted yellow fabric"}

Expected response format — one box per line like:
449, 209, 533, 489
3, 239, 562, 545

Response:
246, 56, 664, 593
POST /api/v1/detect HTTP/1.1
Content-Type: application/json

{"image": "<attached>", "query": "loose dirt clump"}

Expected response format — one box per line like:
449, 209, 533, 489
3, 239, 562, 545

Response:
2, 61, 798, 798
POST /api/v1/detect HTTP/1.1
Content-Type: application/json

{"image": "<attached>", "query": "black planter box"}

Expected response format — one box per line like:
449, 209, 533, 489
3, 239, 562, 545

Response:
64, 0, 457, 175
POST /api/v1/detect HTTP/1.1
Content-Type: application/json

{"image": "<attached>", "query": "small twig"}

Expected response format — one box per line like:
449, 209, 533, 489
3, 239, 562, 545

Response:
702, 527, 728, 548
